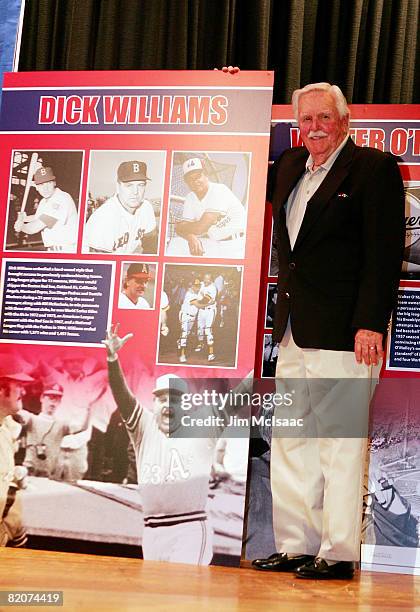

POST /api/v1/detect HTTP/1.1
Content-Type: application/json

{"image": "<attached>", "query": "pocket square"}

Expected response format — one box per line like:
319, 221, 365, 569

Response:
337, 192, 349, 198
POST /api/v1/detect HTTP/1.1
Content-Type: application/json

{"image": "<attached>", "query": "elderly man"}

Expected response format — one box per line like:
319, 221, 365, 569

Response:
0, 355, 32, 547
166, 158, 246, 258
83, 160, 157, 254
252, 83, 405, 579
14, 166, 78, 252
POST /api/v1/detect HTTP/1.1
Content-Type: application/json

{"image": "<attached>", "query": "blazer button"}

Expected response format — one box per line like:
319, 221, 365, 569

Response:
289, 262, 296, 270
285, 292, 290, 299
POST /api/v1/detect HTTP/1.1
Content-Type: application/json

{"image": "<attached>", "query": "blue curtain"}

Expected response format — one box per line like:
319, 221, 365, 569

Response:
0, 0, 24, 107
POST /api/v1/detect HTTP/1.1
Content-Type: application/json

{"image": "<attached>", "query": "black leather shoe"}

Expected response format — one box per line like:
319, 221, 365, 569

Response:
295, 557, 355, 579
252, 552, 314, 572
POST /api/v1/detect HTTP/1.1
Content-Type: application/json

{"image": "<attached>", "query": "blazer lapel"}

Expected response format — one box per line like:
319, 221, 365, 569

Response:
274, 152, 308, 257
274, 153, 308, 210
293, 138, 355, 251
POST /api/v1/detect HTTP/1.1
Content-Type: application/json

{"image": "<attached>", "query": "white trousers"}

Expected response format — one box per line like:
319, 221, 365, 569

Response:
271, 325, 379, 561
142, 519, 213, 565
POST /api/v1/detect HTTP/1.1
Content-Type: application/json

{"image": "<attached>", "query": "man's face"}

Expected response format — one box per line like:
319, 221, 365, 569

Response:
40, 393, 61, 416
298, 91, 348, 163
125, 276, 147, 303
153, 391, 182, 434
184, 170, 209, 199
203, 274, 212, 286
117, 180, 146, 213
36, 180, 56, 199
63, 358, 83, 379
0, 381, 24, 417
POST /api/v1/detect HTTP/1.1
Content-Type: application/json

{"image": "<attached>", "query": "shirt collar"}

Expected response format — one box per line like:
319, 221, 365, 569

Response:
306, 135, 350, 173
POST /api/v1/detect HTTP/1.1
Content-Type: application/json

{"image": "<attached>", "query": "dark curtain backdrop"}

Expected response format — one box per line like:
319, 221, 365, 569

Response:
19, 0, 419, 104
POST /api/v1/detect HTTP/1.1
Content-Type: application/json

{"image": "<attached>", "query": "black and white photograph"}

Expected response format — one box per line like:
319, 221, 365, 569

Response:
118, 262, 157, 310
165, 151, 251, 259
82, 150, 166, 255
157, 264, 243, 367
362, 379, 420, 566
6, 345, 248, 566
402, 183, 420, 279
4, 150, 83, 253
269, 219, 279, 277
265, 283, 277, 330
262, 333, 278, 378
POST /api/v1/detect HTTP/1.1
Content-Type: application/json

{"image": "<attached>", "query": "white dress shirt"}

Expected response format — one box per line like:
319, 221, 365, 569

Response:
286, 135, 349, 249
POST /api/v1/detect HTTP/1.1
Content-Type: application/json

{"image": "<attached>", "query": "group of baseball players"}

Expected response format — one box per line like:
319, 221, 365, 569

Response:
161, 271, 239, 364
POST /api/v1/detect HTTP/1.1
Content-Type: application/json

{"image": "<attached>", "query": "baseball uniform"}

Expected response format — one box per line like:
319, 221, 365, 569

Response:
83, 195, 156, 254
178, 289, 199, 351
118, 292, 151, 310
197, 282, 217, 347
0, 416, 26, 547
108, 359, 216, 565
36, 187, 78, 252
167, 182, 246, 258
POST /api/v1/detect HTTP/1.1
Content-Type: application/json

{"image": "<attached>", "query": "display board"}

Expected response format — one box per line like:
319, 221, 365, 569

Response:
0, 70, 274, 566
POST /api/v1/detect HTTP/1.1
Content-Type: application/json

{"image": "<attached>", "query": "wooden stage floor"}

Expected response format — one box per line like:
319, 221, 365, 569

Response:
0, 548, 419, 611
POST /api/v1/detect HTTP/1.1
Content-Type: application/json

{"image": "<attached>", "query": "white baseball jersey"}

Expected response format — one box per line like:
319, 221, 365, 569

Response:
83, 195, 156, 254
199, 283, 217, 311
183, 182, 245, 240
118, 292, 150, 310
161, 291, 169, 311
35, 187, 78, 252
126, 403, 216, 518
180, 289, 200, 318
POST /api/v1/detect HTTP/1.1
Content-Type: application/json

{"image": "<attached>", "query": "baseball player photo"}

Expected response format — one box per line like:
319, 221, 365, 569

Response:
118, 262, 156, 310
165, 151, 250, 259
18, 382, 91, 481
83, 150, 165, 255
262, 334, 278, 378
265, 284, 278, 330
157, 264, 242, 368
5, 150, 83, 253
362, 379, 420, 551
102, 325, 250, 565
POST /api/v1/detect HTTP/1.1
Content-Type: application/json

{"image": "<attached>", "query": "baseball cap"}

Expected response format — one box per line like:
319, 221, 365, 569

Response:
118, 161, 150, 183
42, 383, 64, 397
0, 354, 34, 382
34, 167, 56, 185
182, 158, 204, 176
126, 263, 151, 279
152, 374, 188, 396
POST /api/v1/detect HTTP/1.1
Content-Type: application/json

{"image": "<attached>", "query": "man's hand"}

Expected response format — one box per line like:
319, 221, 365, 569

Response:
14, 212, 26, 232
214, 66, 240, 74
102, 323, 133, 361
187, 234, 204, 256
354, 329, 384, 366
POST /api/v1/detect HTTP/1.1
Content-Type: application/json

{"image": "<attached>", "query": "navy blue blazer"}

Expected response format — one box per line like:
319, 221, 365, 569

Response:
268, 138, 405, 350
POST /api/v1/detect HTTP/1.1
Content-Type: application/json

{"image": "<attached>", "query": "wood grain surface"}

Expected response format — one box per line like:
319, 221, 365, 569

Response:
0, 549, 419, 611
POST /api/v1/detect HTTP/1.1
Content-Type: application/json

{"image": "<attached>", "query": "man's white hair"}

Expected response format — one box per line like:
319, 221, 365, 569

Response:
292, 82, 350, 120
